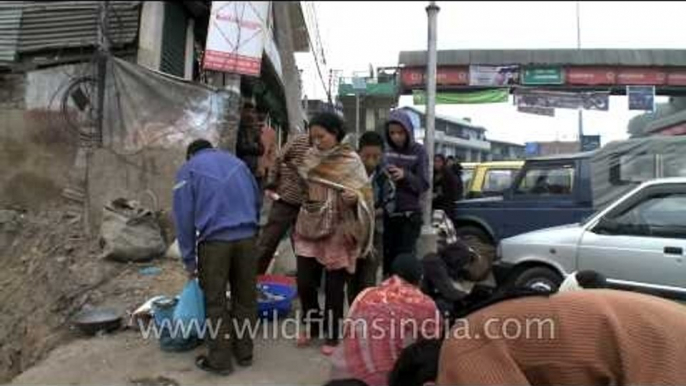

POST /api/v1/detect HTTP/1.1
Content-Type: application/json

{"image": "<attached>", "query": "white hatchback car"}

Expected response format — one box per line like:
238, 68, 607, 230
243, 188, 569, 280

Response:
495, 178, 686, 298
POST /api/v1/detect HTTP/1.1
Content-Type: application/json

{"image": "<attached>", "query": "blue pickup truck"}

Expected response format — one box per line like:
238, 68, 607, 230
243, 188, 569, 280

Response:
451, 136, 686, 260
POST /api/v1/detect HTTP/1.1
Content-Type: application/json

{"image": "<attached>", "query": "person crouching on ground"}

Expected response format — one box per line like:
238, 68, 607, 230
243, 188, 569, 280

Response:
390, 289, 686, 386
172, 139, 260, 376
347, 131, 396, 304
293, 112, 375, 356
330, 253, 442, 386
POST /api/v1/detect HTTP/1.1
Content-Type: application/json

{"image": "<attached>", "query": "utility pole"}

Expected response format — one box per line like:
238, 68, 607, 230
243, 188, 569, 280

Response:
96, 0, 109, 147
576, 0, 584, 151
355, 92, 360, 142
417, 0, 440, 257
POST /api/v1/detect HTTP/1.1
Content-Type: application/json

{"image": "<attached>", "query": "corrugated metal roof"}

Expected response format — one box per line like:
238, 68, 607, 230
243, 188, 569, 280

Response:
19, 1, 140, 53
0, 1, 140, 64
0, 2, 24, 63
399, 49, 686, 67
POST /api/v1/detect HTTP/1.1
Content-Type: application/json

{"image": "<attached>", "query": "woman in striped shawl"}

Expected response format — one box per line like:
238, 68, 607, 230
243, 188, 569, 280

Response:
293, 112, 375, 356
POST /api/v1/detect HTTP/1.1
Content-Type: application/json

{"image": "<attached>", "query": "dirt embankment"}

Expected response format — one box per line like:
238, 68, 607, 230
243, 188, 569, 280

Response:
0, 205, 184, 383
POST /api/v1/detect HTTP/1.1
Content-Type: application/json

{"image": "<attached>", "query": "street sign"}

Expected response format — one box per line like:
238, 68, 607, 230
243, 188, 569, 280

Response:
469, 65, 520, 86
667, 70, 686, 86
413, 89, 509, 105
399, 66, 469, 87
203, 1, 270, 76
522, 67, 565, 85
352, 77, 367, 91
515, 89, 610, 111
517, 105, 555, 117
627, 85, 656, 111
618, 69, 666, 86
566, 67, 616, 85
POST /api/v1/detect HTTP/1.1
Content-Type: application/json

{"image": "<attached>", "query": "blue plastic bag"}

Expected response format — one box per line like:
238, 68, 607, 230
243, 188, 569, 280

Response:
172, 279, 206, 337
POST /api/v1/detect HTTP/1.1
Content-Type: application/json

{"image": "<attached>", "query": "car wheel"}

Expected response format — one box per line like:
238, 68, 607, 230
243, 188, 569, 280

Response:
512, 266, 563, 292
455, 226, 495, 281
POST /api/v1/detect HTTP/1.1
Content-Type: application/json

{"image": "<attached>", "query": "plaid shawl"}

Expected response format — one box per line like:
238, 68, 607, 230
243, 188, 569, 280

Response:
299, 141, 375, 257
331, 276, 441, 386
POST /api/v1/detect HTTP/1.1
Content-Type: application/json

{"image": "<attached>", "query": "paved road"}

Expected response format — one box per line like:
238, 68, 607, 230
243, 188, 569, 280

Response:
13, 324, 330, 385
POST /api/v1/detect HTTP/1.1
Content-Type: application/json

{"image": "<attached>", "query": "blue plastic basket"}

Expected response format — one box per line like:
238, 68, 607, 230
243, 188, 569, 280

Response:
257, 282, 297, 319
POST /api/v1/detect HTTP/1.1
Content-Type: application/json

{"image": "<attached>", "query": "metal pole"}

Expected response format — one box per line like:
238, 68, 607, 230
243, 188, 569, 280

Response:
415, 0, 440, 258
576, 0, 584, 150
423, 1, 439, 228
355, 93, 360, 143
96, 0, 109, 147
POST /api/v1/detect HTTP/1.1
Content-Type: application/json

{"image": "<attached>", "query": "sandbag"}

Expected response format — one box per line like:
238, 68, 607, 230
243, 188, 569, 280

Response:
99, 198, 166, 262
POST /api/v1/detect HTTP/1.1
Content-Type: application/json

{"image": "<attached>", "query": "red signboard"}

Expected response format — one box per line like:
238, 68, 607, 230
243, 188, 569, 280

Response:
566, 67, 616, 85
667, 70, 686, 86
400, 66, 468, 87
406, 65, 686, 89
616, 68, 667, 85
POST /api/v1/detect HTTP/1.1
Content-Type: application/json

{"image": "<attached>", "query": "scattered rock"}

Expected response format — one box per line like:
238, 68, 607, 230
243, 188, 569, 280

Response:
129, 376, 180, 386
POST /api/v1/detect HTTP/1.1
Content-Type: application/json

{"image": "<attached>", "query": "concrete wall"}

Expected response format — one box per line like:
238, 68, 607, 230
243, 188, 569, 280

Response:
87, 147, 183, 234
137, 1, 165, 71
0, 64, 188, 237
0, 74, 25, 110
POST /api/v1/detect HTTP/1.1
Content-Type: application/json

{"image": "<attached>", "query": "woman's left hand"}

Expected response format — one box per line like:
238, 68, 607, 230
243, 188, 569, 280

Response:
341, 190, 358, 206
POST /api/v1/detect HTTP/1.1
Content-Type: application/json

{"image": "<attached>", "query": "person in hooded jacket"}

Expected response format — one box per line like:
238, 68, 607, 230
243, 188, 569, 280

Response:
382, 109, 430, 277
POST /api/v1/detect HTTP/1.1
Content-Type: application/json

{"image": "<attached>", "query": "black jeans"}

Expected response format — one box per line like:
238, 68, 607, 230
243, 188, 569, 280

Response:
347, 229, 383, 305
256, 199, 300, 274
347, 255, 379, 306
296, 256, 350, 344
383, 212, 423, 277
198, 238, 257, 371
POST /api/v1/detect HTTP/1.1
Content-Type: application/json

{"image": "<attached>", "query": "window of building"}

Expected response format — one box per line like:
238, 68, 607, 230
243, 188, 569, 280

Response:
160, 2, 188, 77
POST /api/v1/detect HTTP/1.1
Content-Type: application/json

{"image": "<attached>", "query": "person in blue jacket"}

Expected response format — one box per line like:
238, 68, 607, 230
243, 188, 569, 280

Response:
173, 139, 261, 376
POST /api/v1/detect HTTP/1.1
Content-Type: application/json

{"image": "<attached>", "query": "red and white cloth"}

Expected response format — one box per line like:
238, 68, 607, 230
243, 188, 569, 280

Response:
330, 276, 442, 386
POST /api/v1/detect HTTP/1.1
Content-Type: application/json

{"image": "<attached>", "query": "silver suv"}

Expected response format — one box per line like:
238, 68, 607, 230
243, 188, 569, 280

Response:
495, 178, 686, 298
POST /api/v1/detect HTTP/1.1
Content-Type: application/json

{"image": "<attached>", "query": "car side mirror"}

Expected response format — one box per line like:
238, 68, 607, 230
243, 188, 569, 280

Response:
593, 217, 619, 235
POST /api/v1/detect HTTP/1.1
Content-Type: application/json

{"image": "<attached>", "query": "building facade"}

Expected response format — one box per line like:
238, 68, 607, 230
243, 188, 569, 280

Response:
489, 140, 526, 161
337, 67, 399, 143
0, 1, 310, 226
400, 106, 493, 162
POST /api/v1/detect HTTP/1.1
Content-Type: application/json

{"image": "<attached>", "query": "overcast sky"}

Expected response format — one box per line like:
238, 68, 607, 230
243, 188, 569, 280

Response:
295, 1, 686, 145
